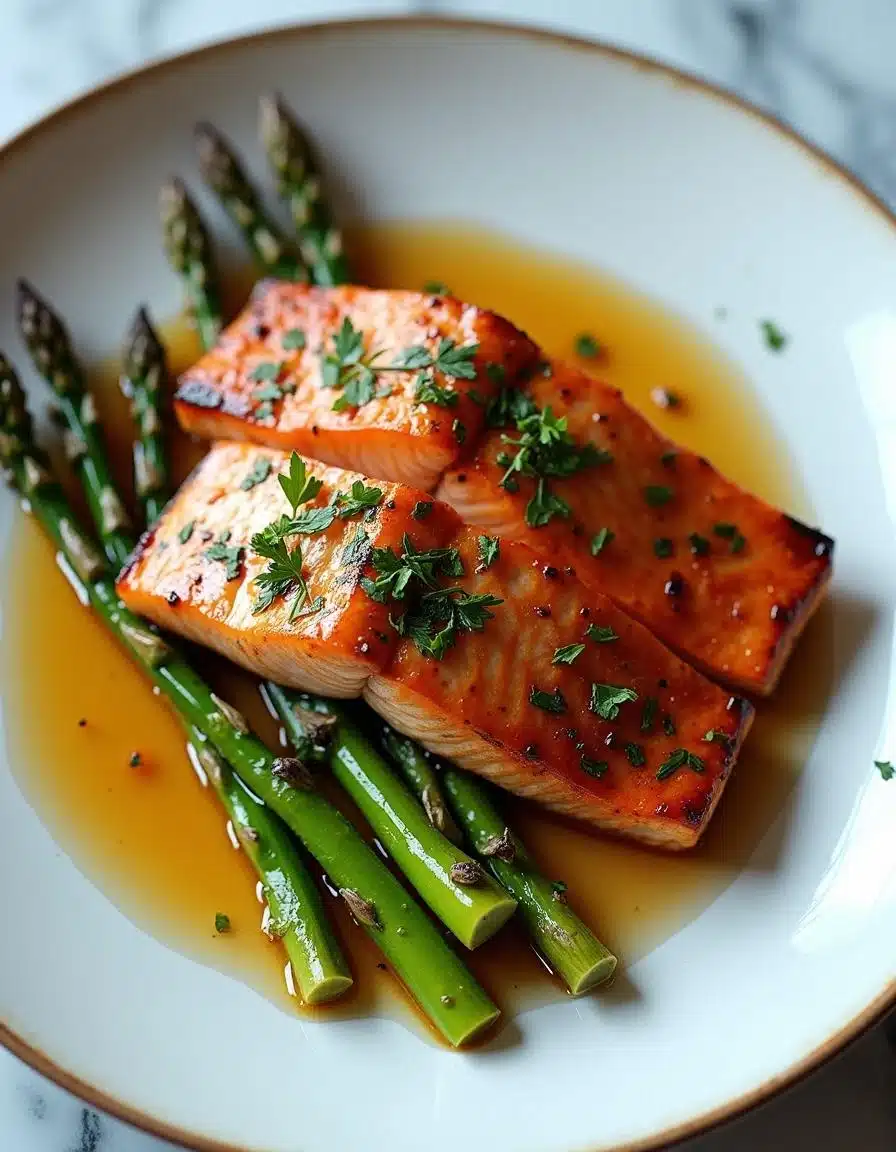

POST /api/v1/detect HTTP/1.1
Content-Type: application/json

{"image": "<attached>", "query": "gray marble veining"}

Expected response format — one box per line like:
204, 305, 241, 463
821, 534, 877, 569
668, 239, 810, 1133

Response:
1, 2, 895, 1150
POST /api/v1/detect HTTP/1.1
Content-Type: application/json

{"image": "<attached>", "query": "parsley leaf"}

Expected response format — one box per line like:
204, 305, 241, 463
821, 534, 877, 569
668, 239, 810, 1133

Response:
760, 319, 788, 352
178, 520, 195, 545
251, 533, 309, 620
656, 749, 705, 781
644, 485, 674, 507
240, 457, 272, 491
586, 623, 618, 644
575, 333, 602, 359
282, 328, 306, 351
689, 532, 710, 556
205, 542, 244, 581
279, 453, 322, 515
423, 280, 450, 295
414, 373, 460, 408
340, 525, 370, 568
215, 913, 231, 933
412, 501, 433, 520
476, 535, 500, 570
289, 506, 339, 534
590, 527, 614, 556
434, 337, 479, 380
713, 522, 737, 539
589, 683, 638, 721
335, 480, 383, 518
580, 756, 608, 779
552, 643, 586, 665
875, 760, 895, 781
704, 729, 730, 745
653, 537, 674, 558
641, 696, 658, 732
529, 686, 567, 714
249, 361, 283, 382
625, 743, 646, 767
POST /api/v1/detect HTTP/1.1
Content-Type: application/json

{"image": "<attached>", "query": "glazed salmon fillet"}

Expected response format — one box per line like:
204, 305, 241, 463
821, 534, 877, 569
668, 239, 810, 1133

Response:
118, 442, 459, 697
174, 282, 538, 490
118, 444, 752, 848
437, 359, 833, 695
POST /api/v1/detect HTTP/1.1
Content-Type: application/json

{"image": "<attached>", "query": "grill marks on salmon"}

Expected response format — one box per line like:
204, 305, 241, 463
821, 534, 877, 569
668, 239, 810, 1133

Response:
117, 444, 752, 848
437, 359, 833, 695
174, 282, 538, 490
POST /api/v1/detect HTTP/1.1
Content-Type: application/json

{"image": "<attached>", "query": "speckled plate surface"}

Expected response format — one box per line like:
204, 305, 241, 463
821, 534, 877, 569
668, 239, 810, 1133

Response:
1, 17, 895, 1152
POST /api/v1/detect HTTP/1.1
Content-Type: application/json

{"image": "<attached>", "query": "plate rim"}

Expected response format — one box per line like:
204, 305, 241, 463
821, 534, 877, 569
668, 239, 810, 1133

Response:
2, 13, 894, 1152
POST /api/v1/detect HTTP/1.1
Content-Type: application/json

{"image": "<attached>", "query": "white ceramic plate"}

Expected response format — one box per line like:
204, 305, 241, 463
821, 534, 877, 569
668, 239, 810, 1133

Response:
2, 17, 896, 1152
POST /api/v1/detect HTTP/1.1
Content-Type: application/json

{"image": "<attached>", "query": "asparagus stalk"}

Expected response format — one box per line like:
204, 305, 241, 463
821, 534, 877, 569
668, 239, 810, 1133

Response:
194, 123, 306, 282
121, 307, 168, 525
380, 724, 463, 845
159, 179, 223, 352
258, 94, 350, 287
269, 691, 517, 949
385, 733, 617, 995
0, 362, 499, 1046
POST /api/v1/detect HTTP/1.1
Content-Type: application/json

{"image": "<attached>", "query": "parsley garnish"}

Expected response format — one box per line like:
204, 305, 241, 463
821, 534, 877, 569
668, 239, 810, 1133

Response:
589, 683, 638, 721
452, 419, 467, 444
586, 623, 618, 644
645, 485, 674, 507
656, 749, 705, 781
476, 535, 500, 571
486, 362, 506, 383
289, 506, 339, 534
254, 400, 274, 421
641, 696, 658, 732
413, 375, 460, 408
704, 729, 730, 745
590, 527, 614, 556
253, 382, 286, 403
625, 743, 646, 767
423, 280, 450, 295
875, 760, 895, 781
662, 714, 676, 737
689, 533, 710, 556
731, 532, 747, 554
249, 361, 283, 382
205, 541, 244, 581
575, 333, 602, 359
241, 457, 272, 491
760, 319, 788, 352
320, 317, 396, 411
553, 643, 586, 665
340, 525, 370, 568
361, 536, 462, 603
282, 328, 306, 351
713, 522, 737, 538
660, 450, 677, 467
529, 686, 567, 714
215, 913, 231, 933
335, 480, 383, 518
496, 399, 612, 528
279, 453, 322, 511
251, 454, 324, 619
178, 520, 195, 545
580, 756, 608, 779
653, 537, 674, 558
412, 501, 433, 520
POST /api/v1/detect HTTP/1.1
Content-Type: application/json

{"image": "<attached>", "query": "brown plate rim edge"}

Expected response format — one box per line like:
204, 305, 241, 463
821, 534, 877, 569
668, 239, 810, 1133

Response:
1, 13, 894, 1152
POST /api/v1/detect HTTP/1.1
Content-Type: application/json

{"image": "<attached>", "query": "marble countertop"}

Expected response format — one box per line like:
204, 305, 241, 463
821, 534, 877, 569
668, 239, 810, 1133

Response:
2, 2, 895, 1149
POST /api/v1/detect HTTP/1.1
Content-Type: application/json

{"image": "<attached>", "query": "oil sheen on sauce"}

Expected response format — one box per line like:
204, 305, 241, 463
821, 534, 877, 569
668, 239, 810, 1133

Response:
0, 222, 834, 1039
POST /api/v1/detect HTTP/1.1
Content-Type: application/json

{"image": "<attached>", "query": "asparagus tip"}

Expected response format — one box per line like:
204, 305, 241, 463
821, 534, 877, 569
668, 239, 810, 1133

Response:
16, 278, 71, 364
123, 305, 165, 383
194, 121, 238, 189
158, 176, 187, 220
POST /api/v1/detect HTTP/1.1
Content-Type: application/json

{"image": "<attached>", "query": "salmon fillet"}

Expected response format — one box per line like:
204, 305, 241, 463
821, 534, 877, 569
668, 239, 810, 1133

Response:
118, 442, 460, 697
174, 282, 538, 490
118, 445, 752, 848
437, 359, 833, 695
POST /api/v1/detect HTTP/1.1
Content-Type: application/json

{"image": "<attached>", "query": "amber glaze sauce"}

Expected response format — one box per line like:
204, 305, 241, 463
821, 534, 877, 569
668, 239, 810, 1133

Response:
1, 222, 834, 1039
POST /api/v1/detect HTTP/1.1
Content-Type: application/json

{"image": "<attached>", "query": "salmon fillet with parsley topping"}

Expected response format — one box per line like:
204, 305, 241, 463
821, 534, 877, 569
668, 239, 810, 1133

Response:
117, 443, 752, 848
174, 282, 538, 490
437, 359, 833, 695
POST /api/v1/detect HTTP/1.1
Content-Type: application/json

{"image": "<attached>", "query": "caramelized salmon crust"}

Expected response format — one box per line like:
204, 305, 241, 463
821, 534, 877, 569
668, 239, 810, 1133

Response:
437, 358, 833, 696
174, 282, 538, 491
118, 443, 753, 848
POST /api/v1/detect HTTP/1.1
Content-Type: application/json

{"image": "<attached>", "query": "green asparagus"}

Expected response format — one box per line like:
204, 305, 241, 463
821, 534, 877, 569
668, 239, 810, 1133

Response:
269, 691, 517, 949
194, 122, 306, 281
258, 94, 349, 287
385, 732, 617, 995
380, 724, 463, 844
0, 359, 499, 1046
121, 307, 168, 525
159, 178, 223, 351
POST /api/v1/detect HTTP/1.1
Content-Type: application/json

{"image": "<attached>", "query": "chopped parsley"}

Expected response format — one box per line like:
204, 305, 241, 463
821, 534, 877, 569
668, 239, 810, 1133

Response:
423, 280, 450, 295
586, 623, 618, 644
575, 333, 602, 359
875, 760, 895, 781
731, 532, 747, 554
662, 714, 676, 737
552, 642, 586, 665
589, 683, 638, 721
656, 749, 705, 781
240, 457, 272, 491
251, 454, 322, 618
335, 480, 383, 518
412, 501, 433, 520
590, 527, 614, 556
476, 535, 500, 570
281, 328, 307, 351
641, 696, 658, 732
279, 452, 322, 511
249, 360, 283, 382
580, 756, 608, 779
644, 485, 674, 508
529, 686, 567, 714
653, 537, 674, 558
494, 394, 612, 527
414, 375, 460, 407
129, 751, 142, 768
689, 532, 710, 556
486, 362, 506, 383
178, 520, 195, 545
660, 450, 677, 467
320, 317, 395, 411
704, 729, 730, 745
214, 913, 231, 933
340, 525, 370, 568
760, 319, 788, 352
253, 381, 287, 403
713, 522, 737, 539
204, 541, 244, 581
625, 742, 646, 768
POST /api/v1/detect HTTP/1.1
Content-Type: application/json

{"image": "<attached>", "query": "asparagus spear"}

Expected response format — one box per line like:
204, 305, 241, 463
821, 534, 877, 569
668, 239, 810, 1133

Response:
0, 361, 499, 1046
194, 122, 306, 282
380, 724, 463, 844
269, 690, 517, 949
385, 732, 617, 995
159, 178, 223, 351
121, 307, 168, 525
258, 94, 350, 287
